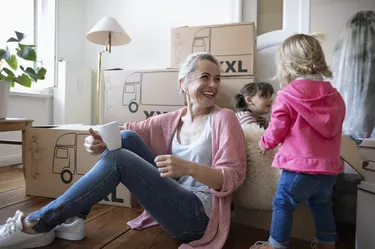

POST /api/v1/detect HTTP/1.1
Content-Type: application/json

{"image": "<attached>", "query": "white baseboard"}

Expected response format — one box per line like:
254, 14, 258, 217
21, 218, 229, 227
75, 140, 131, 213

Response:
0, 154, 22, 167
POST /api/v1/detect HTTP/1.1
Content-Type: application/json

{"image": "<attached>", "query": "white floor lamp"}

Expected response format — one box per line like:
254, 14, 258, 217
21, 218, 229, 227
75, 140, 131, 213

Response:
86, 16, 131, 124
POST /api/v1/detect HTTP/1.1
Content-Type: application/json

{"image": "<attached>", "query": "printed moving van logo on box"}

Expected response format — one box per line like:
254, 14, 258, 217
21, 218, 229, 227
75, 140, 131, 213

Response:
122, 71, 184, 117
51, 132, 124, 204
191, 26, 251, 74
174, 24, 253, 75
52, 133, 88, 184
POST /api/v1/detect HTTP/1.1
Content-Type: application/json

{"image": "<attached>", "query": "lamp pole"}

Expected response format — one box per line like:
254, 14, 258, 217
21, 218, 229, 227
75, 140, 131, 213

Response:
96, 33, 112, 125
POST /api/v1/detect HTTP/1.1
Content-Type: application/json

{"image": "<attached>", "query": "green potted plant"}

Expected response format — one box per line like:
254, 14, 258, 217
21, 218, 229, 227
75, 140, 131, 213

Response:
0, 31, 47, 119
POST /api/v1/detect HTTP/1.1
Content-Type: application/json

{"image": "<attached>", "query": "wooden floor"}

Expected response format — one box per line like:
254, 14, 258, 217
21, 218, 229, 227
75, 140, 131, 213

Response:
0, 166, 355, 249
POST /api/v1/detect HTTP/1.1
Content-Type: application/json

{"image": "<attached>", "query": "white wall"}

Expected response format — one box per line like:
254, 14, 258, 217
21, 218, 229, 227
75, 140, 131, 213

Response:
56, 0, 92, 124
242, 0, 257, 24
256, 0, 283, 35
57, 0, 86, 64
310, 0, 375, 66
0, 0, 87, 167
0, 94, 53, 166
84, 0, 235, 72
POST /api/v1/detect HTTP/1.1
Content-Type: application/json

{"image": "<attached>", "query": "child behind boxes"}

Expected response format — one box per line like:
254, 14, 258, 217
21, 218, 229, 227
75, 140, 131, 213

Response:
234, 82, 274, 128
250, 34, 346, 249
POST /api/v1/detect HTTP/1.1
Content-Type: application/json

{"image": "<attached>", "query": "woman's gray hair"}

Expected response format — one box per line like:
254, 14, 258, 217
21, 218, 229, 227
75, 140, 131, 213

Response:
178, 52, 220, 94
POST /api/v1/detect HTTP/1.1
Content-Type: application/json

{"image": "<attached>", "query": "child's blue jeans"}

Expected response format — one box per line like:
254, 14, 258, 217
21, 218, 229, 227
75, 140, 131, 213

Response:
269, 170, 337, 249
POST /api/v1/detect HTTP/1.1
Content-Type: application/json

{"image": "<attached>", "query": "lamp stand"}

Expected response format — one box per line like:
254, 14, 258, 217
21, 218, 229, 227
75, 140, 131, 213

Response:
96, 49, 105, 124
95, 33, 112, 125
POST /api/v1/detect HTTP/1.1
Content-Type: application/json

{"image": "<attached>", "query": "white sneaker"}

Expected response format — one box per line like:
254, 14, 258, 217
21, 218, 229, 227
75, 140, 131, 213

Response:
54, 217, 85, 241
0, 210, 55, 249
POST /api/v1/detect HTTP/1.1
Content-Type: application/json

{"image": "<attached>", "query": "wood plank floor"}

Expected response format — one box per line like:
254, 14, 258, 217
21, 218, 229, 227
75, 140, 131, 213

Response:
0, 166, 355, 249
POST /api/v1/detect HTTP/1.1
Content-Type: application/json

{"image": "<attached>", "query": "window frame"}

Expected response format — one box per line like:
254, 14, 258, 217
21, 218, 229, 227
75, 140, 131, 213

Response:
10, 0, 57, 93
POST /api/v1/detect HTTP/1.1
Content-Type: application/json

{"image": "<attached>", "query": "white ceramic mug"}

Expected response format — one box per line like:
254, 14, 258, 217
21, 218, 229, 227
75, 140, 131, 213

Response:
97, 121, 122, 151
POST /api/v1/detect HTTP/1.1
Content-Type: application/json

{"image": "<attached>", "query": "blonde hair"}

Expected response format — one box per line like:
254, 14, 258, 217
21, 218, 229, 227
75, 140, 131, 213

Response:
275, 33, 332, 86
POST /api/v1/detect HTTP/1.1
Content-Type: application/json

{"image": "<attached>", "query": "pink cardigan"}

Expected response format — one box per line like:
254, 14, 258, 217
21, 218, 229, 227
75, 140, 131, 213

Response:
123, 106, 247, 249
261, 79, 345, 175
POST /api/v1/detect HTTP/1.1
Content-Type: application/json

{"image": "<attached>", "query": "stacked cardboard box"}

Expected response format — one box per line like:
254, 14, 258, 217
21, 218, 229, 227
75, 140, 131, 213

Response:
171, 23, 256, 77
357, 138, 375, 180
340, 136, 366, 176
101, 22, 256, 124
25, 125, 136, 208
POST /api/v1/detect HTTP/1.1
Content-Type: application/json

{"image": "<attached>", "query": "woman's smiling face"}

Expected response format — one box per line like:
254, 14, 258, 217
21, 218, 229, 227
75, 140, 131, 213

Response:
182, 59, 221, 108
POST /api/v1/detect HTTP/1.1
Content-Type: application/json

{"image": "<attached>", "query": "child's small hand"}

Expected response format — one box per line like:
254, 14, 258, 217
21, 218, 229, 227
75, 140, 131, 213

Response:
258, 141, 267, 155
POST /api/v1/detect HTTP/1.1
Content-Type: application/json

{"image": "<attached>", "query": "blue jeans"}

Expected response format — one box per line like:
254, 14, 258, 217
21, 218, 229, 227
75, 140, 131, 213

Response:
269, 170, 337, 249
27, 130, 209, 241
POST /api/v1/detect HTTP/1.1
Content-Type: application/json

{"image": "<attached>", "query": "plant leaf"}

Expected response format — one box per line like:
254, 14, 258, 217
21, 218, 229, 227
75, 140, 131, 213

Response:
20, 66, 38, 81
19, 44, 37, 49
3, 68, 15, 77
15, 74, 32, 87
37, 67, 47, 80
6, 55, 18, 70
0, 49, 10, 60
15, 31, 26, 41
17, 46, 36, 61
7, 37, 19, 42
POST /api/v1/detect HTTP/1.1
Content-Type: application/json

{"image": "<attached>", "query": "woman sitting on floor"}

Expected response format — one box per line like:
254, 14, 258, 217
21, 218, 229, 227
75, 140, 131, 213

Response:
0, 52, 247, 249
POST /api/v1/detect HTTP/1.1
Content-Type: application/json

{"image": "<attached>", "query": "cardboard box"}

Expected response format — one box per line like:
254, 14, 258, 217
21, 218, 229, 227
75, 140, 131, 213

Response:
357, 138, 375, 162
340, 136, 365, 177
171, 22, 256, 77
102, 69, 183, 124
362, 161, 375, 184
102, 69, 254, 124
25, 125, 136, 208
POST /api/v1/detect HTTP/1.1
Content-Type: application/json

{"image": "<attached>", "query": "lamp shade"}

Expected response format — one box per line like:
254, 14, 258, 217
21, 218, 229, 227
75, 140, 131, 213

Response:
87, 16, 131, 46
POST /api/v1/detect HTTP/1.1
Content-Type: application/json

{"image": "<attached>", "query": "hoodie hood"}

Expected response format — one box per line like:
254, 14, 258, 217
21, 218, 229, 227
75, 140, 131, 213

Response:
279, 79, 346, 138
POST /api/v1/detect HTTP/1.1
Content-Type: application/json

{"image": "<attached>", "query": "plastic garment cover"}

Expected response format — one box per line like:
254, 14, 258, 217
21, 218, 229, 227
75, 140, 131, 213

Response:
332, 11, 375, 140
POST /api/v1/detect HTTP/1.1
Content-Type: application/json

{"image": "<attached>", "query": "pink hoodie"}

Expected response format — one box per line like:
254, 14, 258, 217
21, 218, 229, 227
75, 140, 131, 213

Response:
261, 79, 346, 175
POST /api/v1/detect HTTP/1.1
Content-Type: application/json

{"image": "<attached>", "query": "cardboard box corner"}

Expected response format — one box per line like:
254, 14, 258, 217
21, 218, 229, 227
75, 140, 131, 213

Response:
24, 125, 137, 208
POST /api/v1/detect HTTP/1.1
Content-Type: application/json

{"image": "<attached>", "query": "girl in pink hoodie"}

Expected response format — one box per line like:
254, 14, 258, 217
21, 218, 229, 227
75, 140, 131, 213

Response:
250, 34, 346, 249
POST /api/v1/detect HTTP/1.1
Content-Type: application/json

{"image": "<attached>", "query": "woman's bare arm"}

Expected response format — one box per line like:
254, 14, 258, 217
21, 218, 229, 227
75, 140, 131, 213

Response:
189, 162, 223, 190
